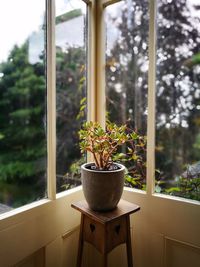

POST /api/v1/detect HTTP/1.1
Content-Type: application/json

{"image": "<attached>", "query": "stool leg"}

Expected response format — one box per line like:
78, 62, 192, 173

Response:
103, 253, 107, 267
103, 226, 107, 267
76, 214, 84, 267
126, 216, 133, 267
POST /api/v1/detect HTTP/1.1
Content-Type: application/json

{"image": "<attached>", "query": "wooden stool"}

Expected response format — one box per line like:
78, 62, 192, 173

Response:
71, 199, 140, 267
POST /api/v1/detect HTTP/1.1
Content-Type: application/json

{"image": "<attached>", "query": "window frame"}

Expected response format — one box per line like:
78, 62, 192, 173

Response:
103, 0, 156, 196
1, 0, 199, 222
47, 0, 56, 201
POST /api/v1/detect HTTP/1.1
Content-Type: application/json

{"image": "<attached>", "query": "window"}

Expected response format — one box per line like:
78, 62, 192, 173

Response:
0, 0, 199, 217
55, 0, 87, 193
0, 0, 47, 212
105, 0, 149, 190
0, 0, 88, 215
155, 0, 200, 201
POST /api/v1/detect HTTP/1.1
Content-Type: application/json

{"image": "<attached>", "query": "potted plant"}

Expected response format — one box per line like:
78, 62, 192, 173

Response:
79, 121, 143, 211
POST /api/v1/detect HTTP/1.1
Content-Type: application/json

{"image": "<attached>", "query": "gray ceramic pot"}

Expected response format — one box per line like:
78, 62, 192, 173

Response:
81, 162, 125, 211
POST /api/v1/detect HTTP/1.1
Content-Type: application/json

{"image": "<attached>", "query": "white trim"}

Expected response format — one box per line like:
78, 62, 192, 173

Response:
124, 187, 147, 195
147, 0, 157, 196
62, 225, 80, 239
86, 0, 96, 162
96, 0, 106, 127
56, 185, 82, 199
164, 236, 200, 250
102, 0, 122, 8
152, 193, 200, 206
87, 0, 106, 161
87, 0, 96, 123
47, 0, 56, 200
87, 0, 106, 127
0, 199, 51, 221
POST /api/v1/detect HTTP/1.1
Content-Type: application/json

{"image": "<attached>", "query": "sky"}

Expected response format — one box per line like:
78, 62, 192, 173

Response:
0, 0, 199, 63
0, 0, 85, 62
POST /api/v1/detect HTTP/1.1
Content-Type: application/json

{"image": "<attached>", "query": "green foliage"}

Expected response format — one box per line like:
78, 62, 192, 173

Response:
0, 161, 35, 181
79, 121, 128, 170
155, 164, 200, 200
106, 0, 200, 201
60, 157, 84, 191
165, 177, 200, 201
0, 37, 87, 201
79, 120, 146, 173
0, 42, 46, 185
76, 96, 86, 120
123, 130, 147, 189
164, 169, 200, 201
56, 46, 86, 180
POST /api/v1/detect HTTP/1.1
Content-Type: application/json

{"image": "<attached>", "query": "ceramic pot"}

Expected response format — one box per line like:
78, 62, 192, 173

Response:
81, 162, 125, 211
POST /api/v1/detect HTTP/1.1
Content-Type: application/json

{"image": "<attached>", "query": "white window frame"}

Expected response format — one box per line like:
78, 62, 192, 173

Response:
0, 0, 199, 223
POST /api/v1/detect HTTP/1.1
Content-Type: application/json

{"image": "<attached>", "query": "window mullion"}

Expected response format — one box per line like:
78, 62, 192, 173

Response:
102, 0, 122, 8
87, 0, 96, 123
86, 0, 106, 162
95, 0, 106, 127
147, 0, 157, 196
47, 0, 56, 200
96, 1, 106, 127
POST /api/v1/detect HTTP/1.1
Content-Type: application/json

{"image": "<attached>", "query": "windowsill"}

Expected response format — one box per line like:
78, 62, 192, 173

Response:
152, 192, 200, 206
0, 198, 51, 223
56, 185, 83, 199
124, 186, 146, 195
56, 185, 147, 200
1, 185, 199, 226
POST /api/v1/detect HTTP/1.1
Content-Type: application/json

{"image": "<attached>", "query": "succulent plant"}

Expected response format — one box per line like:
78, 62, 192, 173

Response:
79, 121, 145, 171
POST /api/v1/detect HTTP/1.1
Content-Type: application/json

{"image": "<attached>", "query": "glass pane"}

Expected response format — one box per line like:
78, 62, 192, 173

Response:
55, 0, 87, 192
105, 0, 149, 190
156, 0, 200, 201
0, 0, 47, 213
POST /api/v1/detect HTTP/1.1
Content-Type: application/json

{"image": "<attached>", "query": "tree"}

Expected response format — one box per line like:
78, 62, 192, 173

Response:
56, 46, 86, 191
106, 0, 149, 135
156, 0, 200, 182
0, 43, 46, 192
106, 0, 149, 189
106, 0, 200, 198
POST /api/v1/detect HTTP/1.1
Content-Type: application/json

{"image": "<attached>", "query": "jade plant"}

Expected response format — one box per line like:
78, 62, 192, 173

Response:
79, 121, 146, 172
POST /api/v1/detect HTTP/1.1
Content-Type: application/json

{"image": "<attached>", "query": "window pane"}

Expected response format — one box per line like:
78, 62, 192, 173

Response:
105, 0, 149, 190
156, 0, 200, 201
0, 0, 47, 213
55, 0, 87, 192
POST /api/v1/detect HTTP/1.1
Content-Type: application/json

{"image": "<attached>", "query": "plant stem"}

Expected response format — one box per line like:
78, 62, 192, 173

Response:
93, 152, 100, 168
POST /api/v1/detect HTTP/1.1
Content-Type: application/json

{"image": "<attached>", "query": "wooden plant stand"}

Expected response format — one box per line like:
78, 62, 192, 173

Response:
71, 199, 140, 267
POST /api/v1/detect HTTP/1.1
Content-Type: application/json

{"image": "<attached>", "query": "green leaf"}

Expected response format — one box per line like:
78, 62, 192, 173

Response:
0, 133, 5, 140
80, 97, 86, 105
165, 187, 181, 193
130, 132, 138, 140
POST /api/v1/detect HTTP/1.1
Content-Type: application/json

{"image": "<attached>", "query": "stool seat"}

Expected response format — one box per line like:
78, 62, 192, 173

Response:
71, 199, 140, 267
